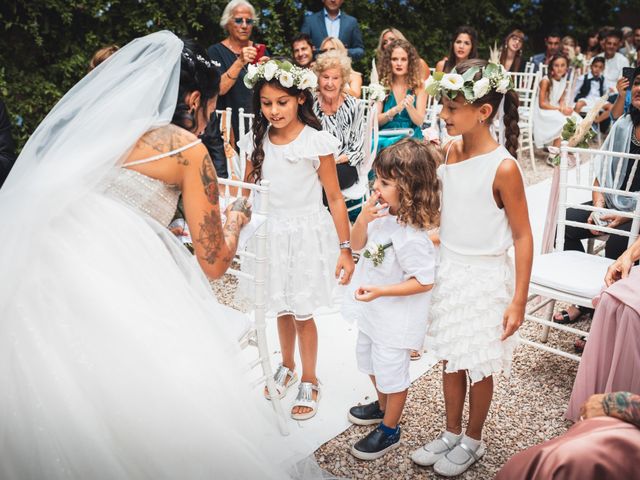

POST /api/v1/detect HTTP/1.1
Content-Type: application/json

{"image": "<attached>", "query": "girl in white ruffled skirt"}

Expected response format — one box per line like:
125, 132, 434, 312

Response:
414, 59, 533, 476
239, 60, 355, 421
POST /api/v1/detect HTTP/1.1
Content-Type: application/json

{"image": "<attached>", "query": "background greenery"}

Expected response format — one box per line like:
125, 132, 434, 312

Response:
1, 0, 638, 149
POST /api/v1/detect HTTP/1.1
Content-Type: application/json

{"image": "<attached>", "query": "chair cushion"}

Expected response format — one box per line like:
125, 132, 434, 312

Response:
531, 251, 614, 299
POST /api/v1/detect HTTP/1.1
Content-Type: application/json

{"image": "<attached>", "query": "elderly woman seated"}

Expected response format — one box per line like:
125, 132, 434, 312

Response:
318, 37, 363, 98
554, 67, 640, 325
312, 50, 365, 196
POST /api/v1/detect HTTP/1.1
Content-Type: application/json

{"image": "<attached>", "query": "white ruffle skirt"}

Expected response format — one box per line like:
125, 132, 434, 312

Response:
426, 246, 518, 384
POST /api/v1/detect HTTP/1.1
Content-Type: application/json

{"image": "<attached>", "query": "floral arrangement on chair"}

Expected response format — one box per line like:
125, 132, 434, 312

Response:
366, 82, 387, 102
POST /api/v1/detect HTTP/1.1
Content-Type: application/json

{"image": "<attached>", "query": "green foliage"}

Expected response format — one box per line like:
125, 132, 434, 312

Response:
0, 0, 633, 150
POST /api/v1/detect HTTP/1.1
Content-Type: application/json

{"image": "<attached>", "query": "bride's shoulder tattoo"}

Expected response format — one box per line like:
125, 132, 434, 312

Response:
138, 125, 196, 166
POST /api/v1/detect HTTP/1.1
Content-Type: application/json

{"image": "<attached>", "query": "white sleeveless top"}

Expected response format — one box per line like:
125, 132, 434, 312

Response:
438, 142, 520, 256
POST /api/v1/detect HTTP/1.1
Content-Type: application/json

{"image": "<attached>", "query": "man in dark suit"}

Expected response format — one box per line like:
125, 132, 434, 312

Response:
301, 0, 364, 61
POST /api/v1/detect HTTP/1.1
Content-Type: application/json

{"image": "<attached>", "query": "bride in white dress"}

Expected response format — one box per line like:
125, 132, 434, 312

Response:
0, 31, 331, 479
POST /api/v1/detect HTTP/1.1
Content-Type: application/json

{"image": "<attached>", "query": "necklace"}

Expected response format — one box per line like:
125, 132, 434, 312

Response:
632, 128, 640, 147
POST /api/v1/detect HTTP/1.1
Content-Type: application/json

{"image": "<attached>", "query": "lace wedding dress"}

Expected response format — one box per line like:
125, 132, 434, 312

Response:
0, 31, 332, 480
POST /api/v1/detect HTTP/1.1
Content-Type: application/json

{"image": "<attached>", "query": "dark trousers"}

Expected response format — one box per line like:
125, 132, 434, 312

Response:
562, 201, 634, 260
323, 162, 358, 206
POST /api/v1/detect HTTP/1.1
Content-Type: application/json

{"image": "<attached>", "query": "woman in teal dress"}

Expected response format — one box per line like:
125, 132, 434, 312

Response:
376, 39, 427, 151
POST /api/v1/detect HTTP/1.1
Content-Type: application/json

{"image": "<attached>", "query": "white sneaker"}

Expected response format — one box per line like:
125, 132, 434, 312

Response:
433, 441, 486, 477
410, 431, 461, 466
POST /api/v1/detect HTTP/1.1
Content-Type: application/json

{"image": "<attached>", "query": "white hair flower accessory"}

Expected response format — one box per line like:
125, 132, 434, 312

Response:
243, 60, 318, 91
425, 62, 514, 103
263, 61, 278, 81
278, 70, 294, 88
472, 77, 491, 98
440, 73, 465, 91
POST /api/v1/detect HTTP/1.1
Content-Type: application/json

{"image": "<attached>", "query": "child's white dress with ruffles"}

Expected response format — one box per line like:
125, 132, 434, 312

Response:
532, 76, 582, 148
425, 144, 520, 384
238, 125, 340, 318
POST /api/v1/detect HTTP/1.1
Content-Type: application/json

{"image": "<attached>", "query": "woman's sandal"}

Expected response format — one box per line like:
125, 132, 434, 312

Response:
574, 336, 587, 353
291, 381, 321, 421
554, 306, 593, 325
264, 364, 298, 401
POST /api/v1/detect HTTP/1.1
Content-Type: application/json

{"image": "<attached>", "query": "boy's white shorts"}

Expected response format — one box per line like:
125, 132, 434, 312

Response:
356, 331, 411, 394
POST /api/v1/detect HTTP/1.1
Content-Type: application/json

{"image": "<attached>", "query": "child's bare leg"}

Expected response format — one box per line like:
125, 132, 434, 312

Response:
292, 317, 318, 415
382, 390, 408, 429
370, 375, 388, 411
264, 314, 297, 396
443, 362, 466, 434
466, 375, 494, 440
595, 104, 612, 123
574, 100, 586, 113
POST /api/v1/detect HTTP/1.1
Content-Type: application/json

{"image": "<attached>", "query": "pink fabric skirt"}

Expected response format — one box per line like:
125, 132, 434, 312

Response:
495, 416, 640, 480
565, 267, 640, 421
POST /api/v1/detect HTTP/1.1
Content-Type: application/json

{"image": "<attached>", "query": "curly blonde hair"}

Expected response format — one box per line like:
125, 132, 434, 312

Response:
313, 50, 352, 92
374, 138, 441, 229
378, 39, 422, 92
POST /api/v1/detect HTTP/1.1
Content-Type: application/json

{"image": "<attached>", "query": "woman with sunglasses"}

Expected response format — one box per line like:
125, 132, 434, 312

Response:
207, 0, 268, 144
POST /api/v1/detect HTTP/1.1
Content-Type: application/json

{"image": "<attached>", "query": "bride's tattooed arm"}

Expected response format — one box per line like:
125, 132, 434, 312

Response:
602, 392, 640, 428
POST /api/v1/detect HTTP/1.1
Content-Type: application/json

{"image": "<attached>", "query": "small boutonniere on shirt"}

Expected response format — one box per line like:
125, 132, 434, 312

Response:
363, 241, 393, 267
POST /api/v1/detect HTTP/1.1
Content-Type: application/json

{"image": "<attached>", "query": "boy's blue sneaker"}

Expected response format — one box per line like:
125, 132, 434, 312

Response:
348, 400, 385, 425
350, 424, 401, 460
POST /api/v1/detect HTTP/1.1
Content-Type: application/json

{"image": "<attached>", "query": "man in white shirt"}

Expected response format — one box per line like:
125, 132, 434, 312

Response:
596, 30, 630, 93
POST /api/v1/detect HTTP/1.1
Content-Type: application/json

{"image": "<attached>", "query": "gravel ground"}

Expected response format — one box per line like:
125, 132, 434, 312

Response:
212, 149, 589, 479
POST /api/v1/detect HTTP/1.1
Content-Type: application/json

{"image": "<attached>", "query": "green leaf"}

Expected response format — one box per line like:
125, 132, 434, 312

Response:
433, 71, 444, 81
461, 66, 480, 82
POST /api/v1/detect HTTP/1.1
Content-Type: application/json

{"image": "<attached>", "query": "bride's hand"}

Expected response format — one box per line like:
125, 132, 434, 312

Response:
225, 198, 252, 227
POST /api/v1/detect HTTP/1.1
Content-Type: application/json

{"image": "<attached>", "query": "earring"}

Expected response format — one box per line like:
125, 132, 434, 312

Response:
479, 119, 485, 124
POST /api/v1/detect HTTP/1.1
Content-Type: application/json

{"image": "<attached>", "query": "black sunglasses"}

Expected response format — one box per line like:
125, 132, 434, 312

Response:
233, 17, 254, 25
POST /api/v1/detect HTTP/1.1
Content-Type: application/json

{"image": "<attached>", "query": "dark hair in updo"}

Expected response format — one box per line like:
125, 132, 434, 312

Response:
454, 59, 520, 158
172, 39, 220, 132
248, 58, 321, 183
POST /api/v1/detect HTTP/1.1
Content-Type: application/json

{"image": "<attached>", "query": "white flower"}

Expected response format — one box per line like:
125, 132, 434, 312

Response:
246, 63, 258, 81
472, 77, 491, 98
263, 61, 278, 81
364, 241, 378, 257
496, 77, 511, 94
424, 76, 436, 90
368, 83, 386, 101
278, 71, 294, 88
298, 71, 318, 90
440, 73, 465, 91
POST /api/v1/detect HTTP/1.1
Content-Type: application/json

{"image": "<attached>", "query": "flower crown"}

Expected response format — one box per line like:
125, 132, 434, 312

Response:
182, 51, 218, 69
244, 59, 318, 91
425, 62, 514, 103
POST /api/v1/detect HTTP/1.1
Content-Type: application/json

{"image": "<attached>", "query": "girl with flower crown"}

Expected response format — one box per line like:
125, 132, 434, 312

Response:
238, 59, 355, 420
415, 59, 533, 476
342, 138, 440, 461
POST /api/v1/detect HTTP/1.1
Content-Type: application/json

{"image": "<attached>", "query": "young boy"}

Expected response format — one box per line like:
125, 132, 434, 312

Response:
574, 57, 612, 122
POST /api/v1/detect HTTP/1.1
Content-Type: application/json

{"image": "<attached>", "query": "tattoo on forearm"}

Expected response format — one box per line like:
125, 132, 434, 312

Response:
603, 392, 640, 427
230, 198, 251, 220
200, 154, 220, 206
222, 218, 241, 264
198, 211, 223, 264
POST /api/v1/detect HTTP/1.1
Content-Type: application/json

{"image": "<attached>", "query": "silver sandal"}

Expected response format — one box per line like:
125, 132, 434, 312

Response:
264, 364, 298, 401
291, 381, 321, 421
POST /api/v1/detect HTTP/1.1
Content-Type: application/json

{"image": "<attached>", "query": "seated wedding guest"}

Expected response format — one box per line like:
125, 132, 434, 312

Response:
561, 35, 580, 57
319, 37, 362, 97
532, 54, 580, 161
496, 392, 640, 480
620, 26, 640, 58
530, 32, 562, 71
573, 57, 612, 121
88, 44, 119, 71
301, 0, 364, 61
435, 26, 478, 73
583, 30, 602, 61
291, 32, 315, 68
208, 0, 267, 144
0, 99, 16, 188
312, 50, 365, 194
377, 39, 426, 150
375, 28, 430, 81
596, 29, 630, 93
554, 68, 640, 324
499, 29, 525, 72
565, 237, 640, 420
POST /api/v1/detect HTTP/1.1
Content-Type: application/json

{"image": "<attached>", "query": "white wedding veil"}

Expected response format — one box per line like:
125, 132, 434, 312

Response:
0, 31, 181, 304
